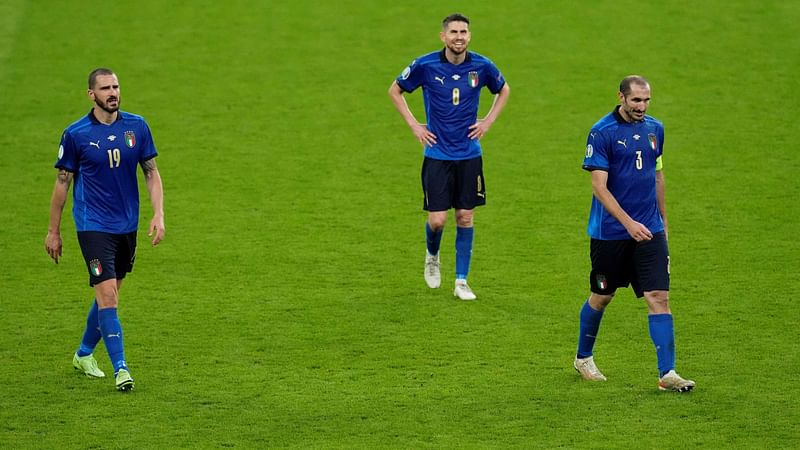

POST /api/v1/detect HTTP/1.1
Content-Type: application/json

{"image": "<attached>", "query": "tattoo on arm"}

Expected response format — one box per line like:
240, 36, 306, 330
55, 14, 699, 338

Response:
141, 158, 158, 178
57, 169, 73, 185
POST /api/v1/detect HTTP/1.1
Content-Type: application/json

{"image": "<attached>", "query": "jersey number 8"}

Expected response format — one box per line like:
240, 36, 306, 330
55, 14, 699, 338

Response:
452, 88, 460, 106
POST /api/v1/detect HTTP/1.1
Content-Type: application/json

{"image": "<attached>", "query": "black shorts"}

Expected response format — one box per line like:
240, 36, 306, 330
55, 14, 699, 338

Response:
77, 231, 137, 287
589, 232, 670, 298
421, 156, 486, 211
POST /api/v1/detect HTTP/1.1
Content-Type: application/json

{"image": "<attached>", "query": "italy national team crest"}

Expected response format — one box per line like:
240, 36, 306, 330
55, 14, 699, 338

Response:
89, 259, 103, 277
468, 71, 479, 88
648, 133, 657, 151
596, 274, 607, 290
124, 131, 136, 148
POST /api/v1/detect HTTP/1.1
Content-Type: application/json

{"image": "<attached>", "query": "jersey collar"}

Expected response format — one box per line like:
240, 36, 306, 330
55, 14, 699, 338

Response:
439, 48, 472, 64
87, 109, 123, 125
612, 105, 626, 123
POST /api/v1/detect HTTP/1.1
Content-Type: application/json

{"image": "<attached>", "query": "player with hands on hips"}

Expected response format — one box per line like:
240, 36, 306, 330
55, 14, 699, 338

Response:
388, 13, 510, 300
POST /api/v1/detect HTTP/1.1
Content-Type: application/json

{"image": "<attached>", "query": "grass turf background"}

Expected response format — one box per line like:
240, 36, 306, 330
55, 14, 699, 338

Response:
1, 1, 798, 448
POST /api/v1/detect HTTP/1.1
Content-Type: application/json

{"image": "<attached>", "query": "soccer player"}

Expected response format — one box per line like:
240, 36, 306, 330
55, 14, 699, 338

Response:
573, 75, 695, 392
388, 13, 510, 300
45, 68, 165, 392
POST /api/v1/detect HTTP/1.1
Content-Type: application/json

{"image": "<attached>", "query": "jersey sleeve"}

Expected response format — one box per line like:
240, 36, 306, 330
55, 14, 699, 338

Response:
396, 59, 424, 93
55, 130, 79, 172
138, 120, 158, 162
582, 129, 610, 171
483, 60, 506, 94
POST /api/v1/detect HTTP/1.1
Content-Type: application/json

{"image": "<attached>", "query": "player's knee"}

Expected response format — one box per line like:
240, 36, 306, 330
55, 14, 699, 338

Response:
456, 217, 473, 227
590, 292, 614, 309
428, 213, 448, 230
455, 210, 473, 227
94, 280, 120, 308
644, 290, 670, 313
646, 290, 669, 303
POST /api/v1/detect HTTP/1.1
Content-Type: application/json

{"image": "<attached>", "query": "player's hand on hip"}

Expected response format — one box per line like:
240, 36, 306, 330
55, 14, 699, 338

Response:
468, 120, 491, 140
626, 222, 653, 242
148, 216, 165, 246
412, 123, 437, 147
45, 232, 62, 264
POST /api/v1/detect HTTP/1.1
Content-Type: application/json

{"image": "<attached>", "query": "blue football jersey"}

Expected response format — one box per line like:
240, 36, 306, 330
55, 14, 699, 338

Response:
396, 49, 505, 160
55, 110, 158, 234
582, 107, 665, 240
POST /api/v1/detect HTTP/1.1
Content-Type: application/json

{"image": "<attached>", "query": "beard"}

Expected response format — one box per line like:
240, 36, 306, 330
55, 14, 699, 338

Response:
446, 41, 467, 55
621, 104, 645, 121
95, 96, 120, 114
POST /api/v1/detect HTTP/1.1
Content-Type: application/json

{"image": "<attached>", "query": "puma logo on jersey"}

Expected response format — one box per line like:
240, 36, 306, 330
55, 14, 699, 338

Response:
434, 76, 445, 85
89, 141, 100, 149
617, 139, 627, 148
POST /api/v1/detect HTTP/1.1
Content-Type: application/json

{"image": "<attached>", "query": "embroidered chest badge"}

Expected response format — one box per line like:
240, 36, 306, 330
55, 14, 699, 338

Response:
468, 71, 479, 88
124, 131, 136, 148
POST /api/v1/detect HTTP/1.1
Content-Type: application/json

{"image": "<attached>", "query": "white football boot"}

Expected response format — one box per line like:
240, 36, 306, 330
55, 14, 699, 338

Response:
453, 279, 476, 301
658, 370, 695, 392
424, 252, 441, 288
574, 356, 607, 381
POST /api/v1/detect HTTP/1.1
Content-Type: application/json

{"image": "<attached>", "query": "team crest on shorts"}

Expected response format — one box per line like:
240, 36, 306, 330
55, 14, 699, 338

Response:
124, 131, 136, 148
648, 133, 657, 151
595, 274, 607, 290
89, 259, 103, 277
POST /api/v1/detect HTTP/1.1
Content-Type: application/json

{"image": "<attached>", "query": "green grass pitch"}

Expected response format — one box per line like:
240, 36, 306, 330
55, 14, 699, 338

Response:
1, 0, 798, 448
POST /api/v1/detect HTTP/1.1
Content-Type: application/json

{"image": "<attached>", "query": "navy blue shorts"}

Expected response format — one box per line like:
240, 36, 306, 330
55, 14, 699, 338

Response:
589, 232, 670, 298
421, 156, 486, 211
77, 231, 137, 286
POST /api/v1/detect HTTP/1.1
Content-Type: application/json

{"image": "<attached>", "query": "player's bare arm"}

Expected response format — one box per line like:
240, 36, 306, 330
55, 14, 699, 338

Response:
468, 83, 510, 140
141, 157, 158, 178
45, 169, 74, 263
141, 158, 165, 246
388, 81, 437, 146
590, 169, 652, 242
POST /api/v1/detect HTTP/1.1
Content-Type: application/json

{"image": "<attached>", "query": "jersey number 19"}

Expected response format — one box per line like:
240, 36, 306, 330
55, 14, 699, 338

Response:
107, 148, 121, 168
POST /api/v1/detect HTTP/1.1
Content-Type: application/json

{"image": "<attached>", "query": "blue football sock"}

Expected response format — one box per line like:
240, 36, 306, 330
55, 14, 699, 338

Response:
77, 299, 101, 357
426, 222, 443, 256
648, 313, 675, 377
99, 307, 128, 374
577, 299, 605, 358
455, 226, 474, 279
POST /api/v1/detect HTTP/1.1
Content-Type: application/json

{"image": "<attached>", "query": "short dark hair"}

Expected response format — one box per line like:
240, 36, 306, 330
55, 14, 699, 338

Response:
88, 68, 116, 89
619, 75, 649, 96
442, 13, 470, 29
